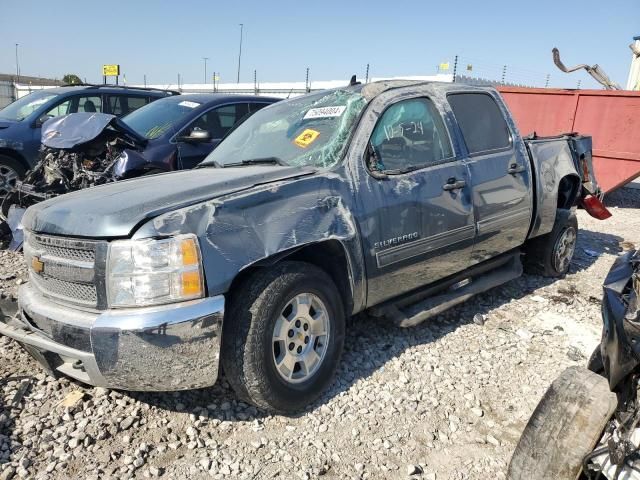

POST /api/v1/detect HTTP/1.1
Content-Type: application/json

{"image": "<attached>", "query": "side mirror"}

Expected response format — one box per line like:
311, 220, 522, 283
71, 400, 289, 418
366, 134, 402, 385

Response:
35, 114, 53, 127
179, 129, 211, 143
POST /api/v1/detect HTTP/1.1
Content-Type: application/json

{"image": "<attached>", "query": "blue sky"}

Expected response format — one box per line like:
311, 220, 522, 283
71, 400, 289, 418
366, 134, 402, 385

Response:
0, 0, 638, 88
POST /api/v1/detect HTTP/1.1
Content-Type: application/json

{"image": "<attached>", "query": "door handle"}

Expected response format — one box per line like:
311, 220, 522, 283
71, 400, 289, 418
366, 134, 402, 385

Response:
442, 178, 466, 191
508, 163, 526, 175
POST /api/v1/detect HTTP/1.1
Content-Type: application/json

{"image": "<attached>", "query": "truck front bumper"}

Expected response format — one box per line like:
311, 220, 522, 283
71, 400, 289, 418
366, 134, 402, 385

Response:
0, 283, 225, 391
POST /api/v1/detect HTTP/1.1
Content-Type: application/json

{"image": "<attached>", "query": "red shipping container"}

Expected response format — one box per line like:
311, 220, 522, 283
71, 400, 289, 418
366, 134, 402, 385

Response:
498, 86, 640, 193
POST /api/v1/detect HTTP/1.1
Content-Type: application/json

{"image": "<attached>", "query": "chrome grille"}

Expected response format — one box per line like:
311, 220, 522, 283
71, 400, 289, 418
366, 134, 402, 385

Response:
28, 237, 95, 262
24, 232, 103, 308
29, 272, 97, 306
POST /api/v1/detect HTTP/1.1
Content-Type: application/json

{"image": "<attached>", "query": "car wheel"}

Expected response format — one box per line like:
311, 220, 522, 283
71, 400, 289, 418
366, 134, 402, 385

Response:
507, 366, 617, 480
523, 209, 578, 277
0, 155, 25, 199
221, 261, 345, 414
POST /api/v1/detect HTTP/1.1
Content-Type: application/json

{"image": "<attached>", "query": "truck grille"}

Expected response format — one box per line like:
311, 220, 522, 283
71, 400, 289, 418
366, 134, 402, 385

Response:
24, 232, 105, 308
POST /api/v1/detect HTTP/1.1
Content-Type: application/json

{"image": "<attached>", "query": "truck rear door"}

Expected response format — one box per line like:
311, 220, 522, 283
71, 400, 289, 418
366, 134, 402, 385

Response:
447, 92, 533, 263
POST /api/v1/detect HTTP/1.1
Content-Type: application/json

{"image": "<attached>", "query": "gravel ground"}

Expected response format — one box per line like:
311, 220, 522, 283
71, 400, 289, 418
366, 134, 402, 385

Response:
1, 188, 639, 480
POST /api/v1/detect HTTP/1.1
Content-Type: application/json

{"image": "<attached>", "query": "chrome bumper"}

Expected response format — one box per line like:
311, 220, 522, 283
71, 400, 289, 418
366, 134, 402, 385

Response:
0, 283, 224, 391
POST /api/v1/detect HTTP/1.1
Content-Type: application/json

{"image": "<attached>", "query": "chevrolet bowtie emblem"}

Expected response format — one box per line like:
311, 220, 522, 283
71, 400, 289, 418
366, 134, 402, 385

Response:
32, 256, 44, 274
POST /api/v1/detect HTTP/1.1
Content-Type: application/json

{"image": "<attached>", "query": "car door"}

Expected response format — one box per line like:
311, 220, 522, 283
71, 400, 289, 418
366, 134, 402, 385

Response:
447, 92, 533, 264
176, 103, 250, 169
355, 94, 476, 306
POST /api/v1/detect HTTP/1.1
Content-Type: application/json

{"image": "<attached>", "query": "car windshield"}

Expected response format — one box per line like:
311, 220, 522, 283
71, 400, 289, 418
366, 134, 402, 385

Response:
0, 90, 59, 121
201, 89, 366, 168
123, 98, 202, 139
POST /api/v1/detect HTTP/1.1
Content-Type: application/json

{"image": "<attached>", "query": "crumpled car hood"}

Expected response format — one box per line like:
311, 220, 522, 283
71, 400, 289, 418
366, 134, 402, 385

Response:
23, 166, 315, 238
41, 112, 147, 149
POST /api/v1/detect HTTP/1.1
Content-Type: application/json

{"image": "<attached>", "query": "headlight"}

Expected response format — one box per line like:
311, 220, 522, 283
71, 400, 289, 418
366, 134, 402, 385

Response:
107, 234, 204, 307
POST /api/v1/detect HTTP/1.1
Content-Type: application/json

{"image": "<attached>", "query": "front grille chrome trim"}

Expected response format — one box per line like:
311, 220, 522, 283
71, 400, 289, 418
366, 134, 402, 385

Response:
24, 231, 107, 309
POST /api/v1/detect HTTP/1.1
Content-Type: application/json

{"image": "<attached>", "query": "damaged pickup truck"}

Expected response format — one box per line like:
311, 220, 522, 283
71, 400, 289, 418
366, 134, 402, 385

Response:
0, 81, 610, 413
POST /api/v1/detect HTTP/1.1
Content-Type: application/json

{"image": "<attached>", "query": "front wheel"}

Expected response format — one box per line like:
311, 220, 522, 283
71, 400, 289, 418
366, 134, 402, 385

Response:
524, 208, 578, 277
221, 261, 345, 413
0, 155, 25, 199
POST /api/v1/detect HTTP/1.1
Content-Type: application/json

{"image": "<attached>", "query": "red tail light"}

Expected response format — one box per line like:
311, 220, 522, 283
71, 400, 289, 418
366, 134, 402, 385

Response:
581, 195, 612, 220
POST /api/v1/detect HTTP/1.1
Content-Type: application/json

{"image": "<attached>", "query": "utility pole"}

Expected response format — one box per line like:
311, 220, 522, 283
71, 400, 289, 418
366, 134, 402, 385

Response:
15, 43, 20, 82
202, 57, 209, 84
177, 73, 181, 91
545, 74, 550, 88
305, 67, 310, 93
254, 69, 258, 95
452, 55, 458, 83
365, 63, 370, 84
144, 74, 147, 87
237, 23, 244, 83
501, 65, 507, 85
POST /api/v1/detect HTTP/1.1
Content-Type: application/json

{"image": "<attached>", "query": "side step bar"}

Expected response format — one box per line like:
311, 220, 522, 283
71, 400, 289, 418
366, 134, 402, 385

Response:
370, 254, 523, 328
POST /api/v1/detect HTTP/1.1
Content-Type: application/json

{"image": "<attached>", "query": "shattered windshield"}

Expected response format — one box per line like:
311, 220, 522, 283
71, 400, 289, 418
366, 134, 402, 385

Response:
123, 97, 202, 140
201, 89, 366, 168
0, 90, 59, 121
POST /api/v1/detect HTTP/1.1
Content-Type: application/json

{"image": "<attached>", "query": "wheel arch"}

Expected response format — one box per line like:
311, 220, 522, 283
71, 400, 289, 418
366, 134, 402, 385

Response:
0, 149, 29, 171
227, 240, 358, 317
556, 174, 581, 209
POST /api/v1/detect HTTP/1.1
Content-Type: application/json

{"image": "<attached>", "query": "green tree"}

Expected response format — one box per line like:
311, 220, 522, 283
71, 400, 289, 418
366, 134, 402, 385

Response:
62, 74, 82, 85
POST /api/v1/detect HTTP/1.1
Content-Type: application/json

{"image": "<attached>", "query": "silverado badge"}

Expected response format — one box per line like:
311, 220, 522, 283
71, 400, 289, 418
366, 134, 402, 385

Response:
32, 256, 44, 274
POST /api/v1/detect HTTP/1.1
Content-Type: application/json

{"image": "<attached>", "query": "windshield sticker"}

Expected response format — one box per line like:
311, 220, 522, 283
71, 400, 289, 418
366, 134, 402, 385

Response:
178, 100, 201, 108
303, 106, 346, 120
293, 129, 320, 148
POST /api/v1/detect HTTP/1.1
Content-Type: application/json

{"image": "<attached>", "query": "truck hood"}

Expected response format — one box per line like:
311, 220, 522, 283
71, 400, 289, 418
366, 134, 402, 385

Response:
23, 165, 315, 238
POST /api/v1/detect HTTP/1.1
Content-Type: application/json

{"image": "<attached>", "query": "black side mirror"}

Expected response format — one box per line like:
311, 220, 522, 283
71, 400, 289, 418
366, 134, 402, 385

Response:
178, 129, 211, 143
35, 114, 53, 127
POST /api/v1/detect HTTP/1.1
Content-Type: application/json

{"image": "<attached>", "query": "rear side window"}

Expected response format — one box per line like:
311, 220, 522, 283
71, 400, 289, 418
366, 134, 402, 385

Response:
126, 96, 149, 113
448, 93, 511, 155
109, 95, 149, 116
249, 102, 270, 113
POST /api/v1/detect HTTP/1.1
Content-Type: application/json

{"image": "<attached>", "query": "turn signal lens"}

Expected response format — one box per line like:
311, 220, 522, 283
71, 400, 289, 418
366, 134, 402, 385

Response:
181, 238, 199, 266
181, 270, 203, 297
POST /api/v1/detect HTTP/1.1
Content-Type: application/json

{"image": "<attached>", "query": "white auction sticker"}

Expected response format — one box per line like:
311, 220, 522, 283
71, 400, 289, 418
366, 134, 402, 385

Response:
303, 106, 346, 119
178, 100, 201, 108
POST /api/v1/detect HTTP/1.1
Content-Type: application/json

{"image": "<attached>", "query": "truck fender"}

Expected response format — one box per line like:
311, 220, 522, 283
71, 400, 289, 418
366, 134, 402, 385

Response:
526, 138, 582, 239
132, 176, 368, 315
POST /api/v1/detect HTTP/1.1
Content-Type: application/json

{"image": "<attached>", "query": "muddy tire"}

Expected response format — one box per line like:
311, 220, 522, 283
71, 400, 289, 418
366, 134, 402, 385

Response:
0, 155, 25, 199
507, 366, 617, 480
221, 261, 345, 414
524, 208, 578, 277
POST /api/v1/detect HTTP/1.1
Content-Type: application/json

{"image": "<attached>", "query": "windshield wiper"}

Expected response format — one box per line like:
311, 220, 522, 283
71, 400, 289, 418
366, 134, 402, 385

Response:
220, 157, 289, 168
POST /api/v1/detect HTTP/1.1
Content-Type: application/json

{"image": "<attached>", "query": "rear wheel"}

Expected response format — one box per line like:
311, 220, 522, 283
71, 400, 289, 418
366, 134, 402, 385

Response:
524, 208, 578, 277
221, 261, 345, 413
507, 366, 617, 479
0, 155, 25, 199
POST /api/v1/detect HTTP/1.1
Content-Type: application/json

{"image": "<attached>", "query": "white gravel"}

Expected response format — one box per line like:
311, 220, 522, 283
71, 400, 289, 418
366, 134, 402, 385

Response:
1, 188, 639, 480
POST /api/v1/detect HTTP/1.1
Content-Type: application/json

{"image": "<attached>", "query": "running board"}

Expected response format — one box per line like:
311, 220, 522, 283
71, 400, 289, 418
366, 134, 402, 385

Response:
371, 255, 523, 328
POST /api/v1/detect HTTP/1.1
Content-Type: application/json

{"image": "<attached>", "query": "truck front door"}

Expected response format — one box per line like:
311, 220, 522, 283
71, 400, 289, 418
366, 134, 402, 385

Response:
447, 92, 533, 264
355, 95, 475, 306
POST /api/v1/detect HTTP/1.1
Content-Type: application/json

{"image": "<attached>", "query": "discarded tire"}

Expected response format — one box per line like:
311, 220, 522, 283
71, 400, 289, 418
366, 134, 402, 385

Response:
507, 366, 617, 480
